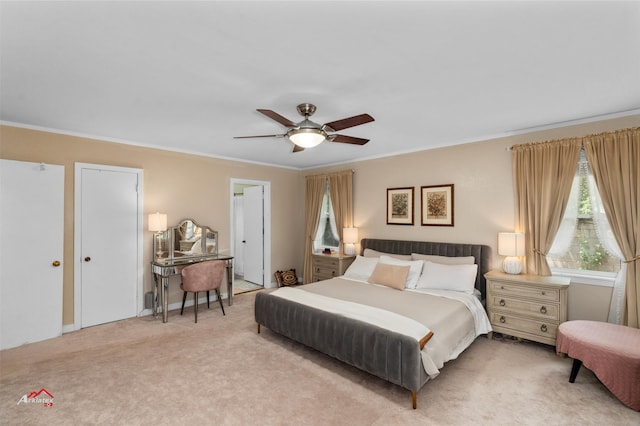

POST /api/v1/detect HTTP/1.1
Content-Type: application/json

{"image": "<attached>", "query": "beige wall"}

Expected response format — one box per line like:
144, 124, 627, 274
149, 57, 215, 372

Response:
2, 114, 638, 326
306, 114, 640, 321
0, 125, 305, 326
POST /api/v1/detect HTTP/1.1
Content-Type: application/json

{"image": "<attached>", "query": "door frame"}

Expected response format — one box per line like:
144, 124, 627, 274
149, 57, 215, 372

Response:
73, 163, 144, 330
229, 178, 272, 288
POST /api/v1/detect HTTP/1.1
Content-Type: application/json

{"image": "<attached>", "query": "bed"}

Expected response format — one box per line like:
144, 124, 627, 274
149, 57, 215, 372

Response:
254, 238, 492, 408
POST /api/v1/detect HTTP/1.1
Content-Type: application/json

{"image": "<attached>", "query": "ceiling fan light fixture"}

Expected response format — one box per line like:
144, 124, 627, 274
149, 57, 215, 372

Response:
288, 128, 326, 148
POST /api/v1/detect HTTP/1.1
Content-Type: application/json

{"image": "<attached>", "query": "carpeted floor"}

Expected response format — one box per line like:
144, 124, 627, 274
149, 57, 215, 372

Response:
0, 291, 637, 425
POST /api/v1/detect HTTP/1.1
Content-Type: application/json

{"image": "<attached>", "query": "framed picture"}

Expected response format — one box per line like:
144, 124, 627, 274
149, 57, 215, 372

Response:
387, 187, 414, 225
421, 184, 454, 226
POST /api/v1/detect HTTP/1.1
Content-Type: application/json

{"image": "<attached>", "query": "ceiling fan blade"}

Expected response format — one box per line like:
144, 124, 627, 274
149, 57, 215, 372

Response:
233, 134, 285, 139
257, 109, 298, 128
323, 113, 374, 132
329, 134, 370, 145
292, 144, 305, 153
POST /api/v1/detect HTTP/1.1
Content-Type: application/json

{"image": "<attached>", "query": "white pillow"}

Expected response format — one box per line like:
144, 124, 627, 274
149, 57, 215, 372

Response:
415, 261, 478, 294
378, 255, 424, 289
343, 256, 379, 281
363, 248, 412, 260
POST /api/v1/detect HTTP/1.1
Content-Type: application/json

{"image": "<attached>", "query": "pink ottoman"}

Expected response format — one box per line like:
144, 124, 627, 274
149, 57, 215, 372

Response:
556, 320, 640, 411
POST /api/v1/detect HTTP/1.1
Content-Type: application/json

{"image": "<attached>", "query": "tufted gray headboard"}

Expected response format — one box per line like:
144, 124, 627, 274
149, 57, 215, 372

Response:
360, 238, 492, 300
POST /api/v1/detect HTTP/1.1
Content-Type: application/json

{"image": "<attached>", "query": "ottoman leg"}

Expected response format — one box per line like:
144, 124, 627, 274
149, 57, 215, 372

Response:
569, 358, 583, 383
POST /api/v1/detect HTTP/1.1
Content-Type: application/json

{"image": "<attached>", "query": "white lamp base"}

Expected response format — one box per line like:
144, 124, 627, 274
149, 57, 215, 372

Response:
502, 256, 523, 274
344, 244, 356, 256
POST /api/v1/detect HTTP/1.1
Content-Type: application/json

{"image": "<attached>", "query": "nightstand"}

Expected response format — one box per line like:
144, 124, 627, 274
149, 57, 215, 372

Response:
484, 270, 569, 346
311, 253, 355, 282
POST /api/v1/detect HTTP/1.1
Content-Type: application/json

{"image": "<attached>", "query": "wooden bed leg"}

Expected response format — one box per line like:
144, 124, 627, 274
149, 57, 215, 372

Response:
411, 391, 417, 409
257, 323, 261, 334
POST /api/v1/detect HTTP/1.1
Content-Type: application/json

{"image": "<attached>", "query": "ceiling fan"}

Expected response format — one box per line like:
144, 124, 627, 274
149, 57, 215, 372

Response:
234, 103, 374, 152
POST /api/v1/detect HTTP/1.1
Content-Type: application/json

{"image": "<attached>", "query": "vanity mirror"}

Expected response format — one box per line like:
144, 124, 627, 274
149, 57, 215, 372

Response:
153, 218, 218, 263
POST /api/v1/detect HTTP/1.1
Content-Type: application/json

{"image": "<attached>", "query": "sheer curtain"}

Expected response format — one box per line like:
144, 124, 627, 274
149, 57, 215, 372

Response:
587, 172, 626, 324
584, 127, 639, 328
513, 139, 582, 275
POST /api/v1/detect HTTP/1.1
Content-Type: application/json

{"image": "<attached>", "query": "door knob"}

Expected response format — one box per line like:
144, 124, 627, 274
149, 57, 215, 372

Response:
52, 260, 61, 267
84, 256, 91, 262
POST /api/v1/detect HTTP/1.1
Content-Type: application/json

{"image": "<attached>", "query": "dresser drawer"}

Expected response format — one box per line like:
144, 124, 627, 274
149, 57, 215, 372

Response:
314, 266, 338, 279
488, 296, 559, 321
313, 256, 339, 269
490, 312, 558, 340
489, 281, 559, 302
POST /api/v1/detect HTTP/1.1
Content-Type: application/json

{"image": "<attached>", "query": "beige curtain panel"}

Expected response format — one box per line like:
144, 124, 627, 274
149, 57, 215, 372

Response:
583, 128, 639, 328
328, 170, 354, 255
303, 174, 326, 284
513, 139, 582, 275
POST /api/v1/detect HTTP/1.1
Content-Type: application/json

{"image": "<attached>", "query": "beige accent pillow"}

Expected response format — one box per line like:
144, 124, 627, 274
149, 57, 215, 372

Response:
367, 263, 409, 290
363, 248, 412, 260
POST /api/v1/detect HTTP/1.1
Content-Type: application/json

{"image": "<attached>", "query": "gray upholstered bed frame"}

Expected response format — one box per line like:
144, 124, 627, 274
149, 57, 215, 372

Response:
254, 239, 491, 409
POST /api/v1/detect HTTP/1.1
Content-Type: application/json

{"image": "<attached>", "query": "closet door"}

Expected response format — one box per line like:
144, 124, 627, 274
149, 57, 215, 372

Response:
0, 160, 64, 350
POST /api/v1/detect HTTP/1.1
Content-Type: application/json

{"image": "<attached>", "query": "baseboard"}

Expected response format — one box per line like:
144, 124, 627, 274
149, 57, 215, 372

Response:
63, 292, 230, 330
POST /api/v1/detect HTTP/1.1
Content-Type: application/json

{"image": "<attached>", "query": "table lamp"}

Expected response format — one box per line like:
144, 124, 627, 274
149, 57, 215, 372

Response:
343, 227, 358, 256
498, 232, 525, 274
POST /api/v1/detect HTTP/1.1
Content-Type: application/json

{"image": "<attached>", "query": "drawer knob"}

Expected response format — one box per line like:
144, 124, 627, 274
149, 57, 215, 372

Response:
500, 285, 505, 289
540, 324, 548, 333
541, 291, 546, 295
499, 299, 506, 306
499, 316, 506, 323
540, 306, 547, 314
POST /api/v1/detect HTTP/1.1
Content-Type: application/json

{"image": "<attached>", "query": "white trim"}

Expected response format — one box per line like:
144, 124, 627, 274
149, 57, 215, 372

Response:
551, 268, 616, 287
74, 163, 144, 330
229, 178, 273, 288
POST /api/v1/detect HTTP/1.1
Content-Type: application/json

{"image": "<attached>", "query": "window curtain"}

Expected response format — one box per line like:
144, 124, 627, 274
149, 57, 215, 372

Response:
303, 170, 354, 283
583, 128, 640, 328
328, 170, 354, 256
303, 175, 328, 284
513, 139, 582, 275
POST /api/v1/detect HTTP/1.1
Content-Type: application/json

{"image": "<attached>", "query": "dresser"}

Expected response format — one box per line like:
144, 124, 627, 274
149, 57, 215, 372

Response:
484, 270, 570, 346
311, 254, 355, 282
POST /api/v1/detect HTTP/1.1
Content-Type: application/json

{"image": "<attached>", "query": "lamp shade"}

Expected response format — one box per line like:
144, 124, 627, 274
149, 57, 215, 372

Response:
148, 212, 167, 232
343, 227, 359, 244
289, 129, 325, 148
498, 232, 525, 256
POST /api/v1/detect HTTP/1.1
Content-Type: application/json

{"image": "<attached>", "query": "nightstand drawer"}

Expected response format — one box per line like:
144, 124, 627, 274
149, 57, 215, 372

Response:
313, 256, 339, 269
490, 312, 558, 340
489, 281, 559, 302
489, 296, 559, 321
314, 266, 338, 279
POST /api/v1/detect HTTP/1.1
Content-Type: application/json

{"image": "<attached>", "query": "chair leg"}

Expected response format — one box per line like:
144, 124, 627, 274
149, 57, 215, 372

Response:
194, 291, 198, 323
569, 358, 582, 383
207, 290, 210, 309
216, 288, 226, 315
180, 291, 187, 315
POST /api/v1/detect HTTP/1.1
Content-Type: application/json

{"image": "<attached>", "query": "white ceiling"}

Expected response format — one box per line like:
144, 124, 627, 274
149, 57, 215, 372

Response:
2, 1, 639, 170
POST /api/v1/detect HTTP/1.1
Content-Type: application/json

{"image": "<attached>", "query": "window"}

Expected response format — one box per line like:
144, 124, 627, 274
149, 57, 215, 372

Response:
313, 182, 339, 252
547, 151, 621, 275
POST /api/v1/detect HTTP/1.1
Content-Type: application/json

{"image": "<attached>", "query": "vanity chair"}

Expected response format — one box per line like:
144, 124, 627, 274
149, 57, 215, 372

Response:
180, 260, 226, 323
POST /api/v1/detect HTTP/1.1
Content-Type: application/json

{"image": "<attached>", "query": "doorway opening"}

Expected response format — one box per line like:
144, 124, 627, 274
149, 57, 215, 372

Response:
230, 179, 272, 294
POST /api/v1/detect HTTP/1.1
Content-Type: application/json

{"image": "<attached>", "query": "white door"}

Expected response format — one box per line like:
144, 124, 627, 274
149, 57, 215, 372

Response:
0, 160, 64, 350
243, 185, 264, 285
76, 165, 140, 328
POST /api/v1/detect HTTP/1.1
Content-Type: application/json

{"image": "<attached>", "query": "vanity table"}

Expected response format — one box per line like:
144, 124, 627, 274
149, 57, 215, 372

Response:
150, 219, 234, 323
